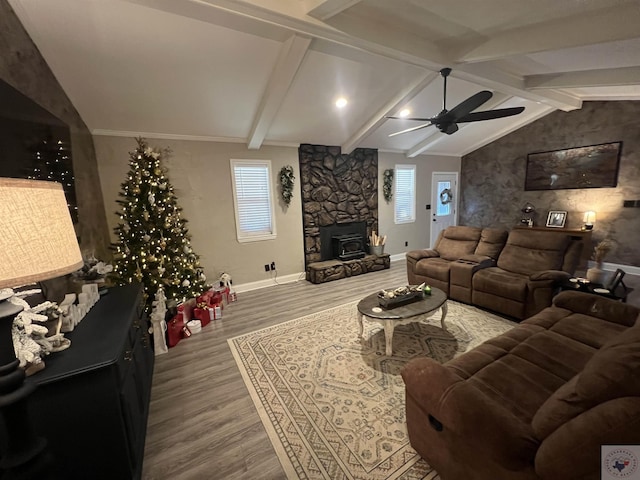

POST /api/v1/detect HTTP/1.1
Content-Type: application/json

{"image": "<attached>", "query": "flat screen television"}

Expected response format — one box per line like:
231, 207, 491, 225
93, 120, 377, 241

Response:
0, 78, 77, 222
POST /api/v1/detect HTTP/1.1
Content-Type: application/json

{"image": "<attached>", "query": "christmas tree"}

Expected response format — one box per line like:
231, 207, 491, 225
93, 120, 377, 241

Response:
111, 138, 208, 308
26, 136, 78, 222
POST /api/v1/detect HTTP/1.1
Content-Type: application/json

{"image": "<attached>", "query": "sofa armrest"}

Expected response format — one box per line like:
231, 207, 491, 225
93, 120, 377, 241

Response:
458, 254, 496, 268
536, 398, 640, 480
406, 249, 439, 262
552, 290, 639, 327
401, 357, 538, 469
529, 270, 571, 282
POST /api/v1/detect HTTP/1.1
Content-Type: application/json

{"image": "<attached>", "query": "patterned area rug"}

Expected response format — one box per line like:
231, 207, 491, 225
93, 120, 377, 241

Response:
228, 300, 515, 479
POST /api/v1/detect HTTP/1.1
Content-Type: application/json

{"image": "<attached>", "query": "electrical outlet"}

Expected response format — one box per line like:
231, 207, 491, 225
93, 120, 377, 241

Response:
426, 204, 431, 210
264, 264, 270, 272
405, 241, 408, 247
270, 262, 276, 271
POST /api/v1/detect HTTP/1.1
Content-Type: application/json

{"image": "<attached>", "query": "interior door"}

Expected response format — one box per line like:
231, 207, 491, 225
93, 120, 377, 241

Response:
430, 172, 458, 247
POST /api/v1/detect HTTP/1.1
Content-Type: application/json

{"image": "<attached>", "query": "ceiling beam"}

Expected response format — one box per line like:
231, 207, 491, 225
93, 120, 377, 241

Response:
525, 66, 640, 90
247, 34, 311, 149
450, 4, 640, 63
305, 0, 361, 21
341, 71, 439, 154
457, 105, 555, 157
122, 0, 447, 69
455, 63, 582, 112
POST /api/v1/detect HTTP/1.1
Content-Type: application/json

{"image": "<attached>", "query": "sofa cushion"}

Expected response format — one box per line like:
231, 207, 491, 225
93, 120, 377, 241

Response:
414, 257, 451, 281
472, 267, 528, 301
497, 230, 570, 275
436, 226, 482, 261
531, 320, 640, 440
474, 228, 508, 259
576, 320, 640, 402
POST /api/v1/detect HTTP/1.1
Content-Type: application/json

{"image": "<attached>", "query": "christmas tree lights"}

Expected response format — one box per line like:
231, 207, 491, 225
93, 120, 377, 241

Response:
111, 138, 208, 308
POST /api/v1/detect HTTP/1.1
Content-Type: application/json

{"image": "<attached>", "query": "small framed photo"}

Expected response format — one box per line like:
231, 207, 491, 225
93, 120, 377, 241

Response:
546, 210, 567, 228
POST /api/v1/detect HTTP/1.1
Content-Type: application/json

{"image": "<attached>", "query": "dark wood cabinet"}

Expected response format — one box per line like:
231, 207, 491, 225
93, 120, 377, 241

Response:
29, 284, 154, 479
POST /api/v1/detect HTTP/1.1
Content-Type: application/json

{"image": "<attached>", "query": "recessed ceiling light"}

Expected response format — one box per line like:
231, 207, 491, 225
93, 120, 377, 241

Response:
399, 108, 411, 117
335, 97, 348, 108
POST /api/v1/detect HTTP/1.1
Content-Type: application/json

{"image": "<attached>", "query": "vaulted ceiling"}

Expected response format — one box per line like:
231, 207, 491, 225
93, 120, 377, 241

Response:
9, 0, 640, 157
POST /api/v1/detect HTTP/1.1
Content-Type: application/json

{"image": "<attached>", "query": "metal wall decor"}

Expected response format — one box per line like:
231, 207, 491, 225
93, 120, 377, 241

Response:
525, 142, 622, 191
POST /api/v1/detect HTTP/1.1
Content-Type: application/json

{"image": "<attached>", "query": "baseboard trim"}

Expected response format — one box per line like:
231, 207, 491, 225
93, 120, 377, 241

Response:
233, 272, 306, 293
234, 257, 409, 293
587, 261, 640, 276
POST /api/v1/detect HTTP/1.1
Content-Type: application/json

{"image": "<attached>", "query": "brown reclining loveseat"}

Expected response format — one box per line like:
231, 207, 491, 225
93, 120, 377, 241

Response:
406, 226, 507, 296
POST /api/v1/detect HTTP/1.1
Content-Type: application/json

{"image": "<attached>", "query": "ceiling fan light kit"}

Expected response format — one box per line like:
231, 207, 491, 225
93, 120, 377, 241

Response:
387, 68, 525, 137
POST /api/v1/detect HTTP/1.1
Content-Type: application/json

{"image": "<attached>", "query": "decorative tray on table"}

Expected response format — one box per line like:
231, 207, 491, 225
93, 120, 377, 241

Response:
378, 285, 425, 308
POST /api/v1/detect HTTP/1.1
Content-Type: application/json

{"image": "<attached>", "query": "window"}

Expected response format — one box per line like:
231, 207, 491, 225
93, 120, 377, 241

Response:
230, 159, 276, 242
436, 180, 451, 216
394, 164, 416, 224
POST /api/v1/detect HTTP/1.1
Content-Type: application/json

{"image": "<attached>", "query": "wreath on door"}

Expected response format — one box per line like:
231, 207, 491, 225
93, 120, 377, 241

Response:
440, 188, 453, 205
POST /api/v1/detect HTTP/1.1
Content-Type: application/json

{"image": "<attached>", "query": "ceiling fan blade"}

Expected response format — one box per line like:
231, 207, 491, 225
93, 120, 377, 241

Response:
388, 122, 433, 137
441, 90, 493, 123
457, 106, 525, 123
386, 116, 435, 122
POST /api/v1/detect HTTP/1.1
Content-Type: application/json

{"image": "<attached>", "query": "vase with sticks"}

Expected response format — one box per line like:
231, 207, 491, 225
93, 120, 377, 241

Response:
586, 239, 612, 284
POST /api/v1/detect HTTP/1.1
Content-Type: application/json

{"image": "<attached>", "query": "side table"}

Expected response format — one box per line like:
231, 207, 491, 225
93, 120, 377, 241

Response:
559, 279, 633, 303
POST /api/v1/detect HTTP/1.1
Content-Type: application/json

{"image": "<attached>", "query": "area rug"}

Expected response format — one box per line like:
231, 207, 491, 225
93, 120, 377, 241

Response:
228, 300, 516, 480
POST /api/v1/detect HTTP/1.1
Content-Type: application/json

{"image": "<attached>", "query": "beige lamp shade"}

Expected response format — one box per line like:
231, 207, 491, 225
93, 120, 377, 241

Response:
583, 211, 596, 225
0, 178, 83, 289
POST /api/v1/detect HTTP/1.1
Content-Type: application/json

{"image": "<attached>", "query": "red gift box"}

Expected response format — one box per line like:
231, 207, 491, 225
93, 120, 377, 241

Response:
197, 290, 224, 309
192, 307, 211, 327
167, 312, 191, 348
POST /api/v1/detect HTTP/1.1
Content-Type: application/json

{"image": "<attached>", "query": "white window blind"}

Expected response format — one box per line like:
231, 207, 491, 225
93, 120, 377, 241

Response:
394, 164, 416, 224
230, 159, 276, 242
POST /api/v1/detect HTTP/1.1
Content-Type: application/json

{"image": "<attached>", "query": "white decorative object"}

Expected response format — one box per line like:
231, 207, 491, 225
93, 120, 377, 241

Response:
81, 284, 100, 305
59, 294, 77, 333
150, 287, 168, 356
186, 319, 201, 334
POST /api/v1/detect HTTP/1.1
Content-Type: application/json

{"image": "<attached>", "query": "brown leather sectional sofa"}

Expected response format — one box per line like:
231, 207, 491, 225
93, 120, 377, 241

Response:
406, 226, 582, 319
401, 291, 640, 479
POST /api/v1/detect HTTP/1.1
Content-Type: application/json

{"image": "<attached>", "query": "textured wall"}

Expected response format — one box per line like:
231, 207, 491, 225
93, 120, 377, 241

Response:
460, 101, 640, 266
0, 0, 110, 258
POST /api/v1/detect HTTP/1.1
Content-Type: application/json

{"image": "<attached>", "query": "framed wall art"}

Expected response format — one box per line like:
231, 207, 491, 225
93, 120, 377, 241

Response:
525, 142, 622, 191
546, 211, 567, 228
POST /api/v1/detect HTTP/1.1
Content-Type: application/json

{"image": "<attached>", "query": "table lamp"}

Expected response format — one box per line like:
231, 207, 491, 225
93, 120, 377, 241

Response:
583, 211, 596, 230
0, 178, 83, 476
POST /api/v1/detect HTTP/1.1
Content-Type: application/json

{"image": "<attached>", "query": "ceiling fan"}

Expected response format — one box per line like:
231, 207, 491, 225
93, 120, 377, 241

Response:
387, 68, 525, 137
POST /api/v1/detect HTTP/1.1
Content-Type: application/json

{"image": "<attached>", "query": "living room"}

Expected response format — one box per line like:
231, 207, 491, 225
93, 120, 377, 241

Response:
1, 1, 640, 479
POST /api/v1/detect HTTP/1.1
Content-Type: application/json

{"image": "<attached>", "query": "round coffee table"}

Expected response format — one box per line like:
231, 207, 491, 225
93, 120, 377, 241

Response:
356, 287, 448, 356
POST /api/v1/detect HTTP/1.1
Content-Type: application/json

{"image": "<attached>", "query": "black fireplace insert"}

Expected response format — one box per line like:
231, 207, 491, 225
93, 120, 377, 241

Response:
319, 221, 368, 261
332, 233, 366, 261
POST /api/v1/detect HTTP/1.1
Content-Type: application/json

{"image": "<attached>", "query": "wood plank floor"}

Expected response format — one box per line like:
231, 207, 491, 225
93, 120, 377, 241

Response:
142, 261, 408, 480
142, 262, 640, 479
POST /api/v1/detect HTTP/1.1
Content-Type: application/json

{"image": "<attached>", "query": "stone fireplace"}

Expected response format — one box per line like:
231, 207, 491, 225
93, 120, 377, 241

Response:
299, 144, 389, 283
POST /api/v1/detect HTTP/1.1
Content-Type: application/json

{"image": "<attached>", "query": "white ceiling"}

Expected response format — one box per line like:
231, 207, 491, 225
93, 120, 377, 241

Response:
9, 0, 640, 157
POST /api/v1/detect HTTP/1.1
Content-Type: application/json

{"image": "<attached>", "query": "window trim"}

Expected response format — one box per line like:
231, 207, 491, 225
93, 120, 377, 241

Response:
230, 159, 277, 243
394, 164, 416, 225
